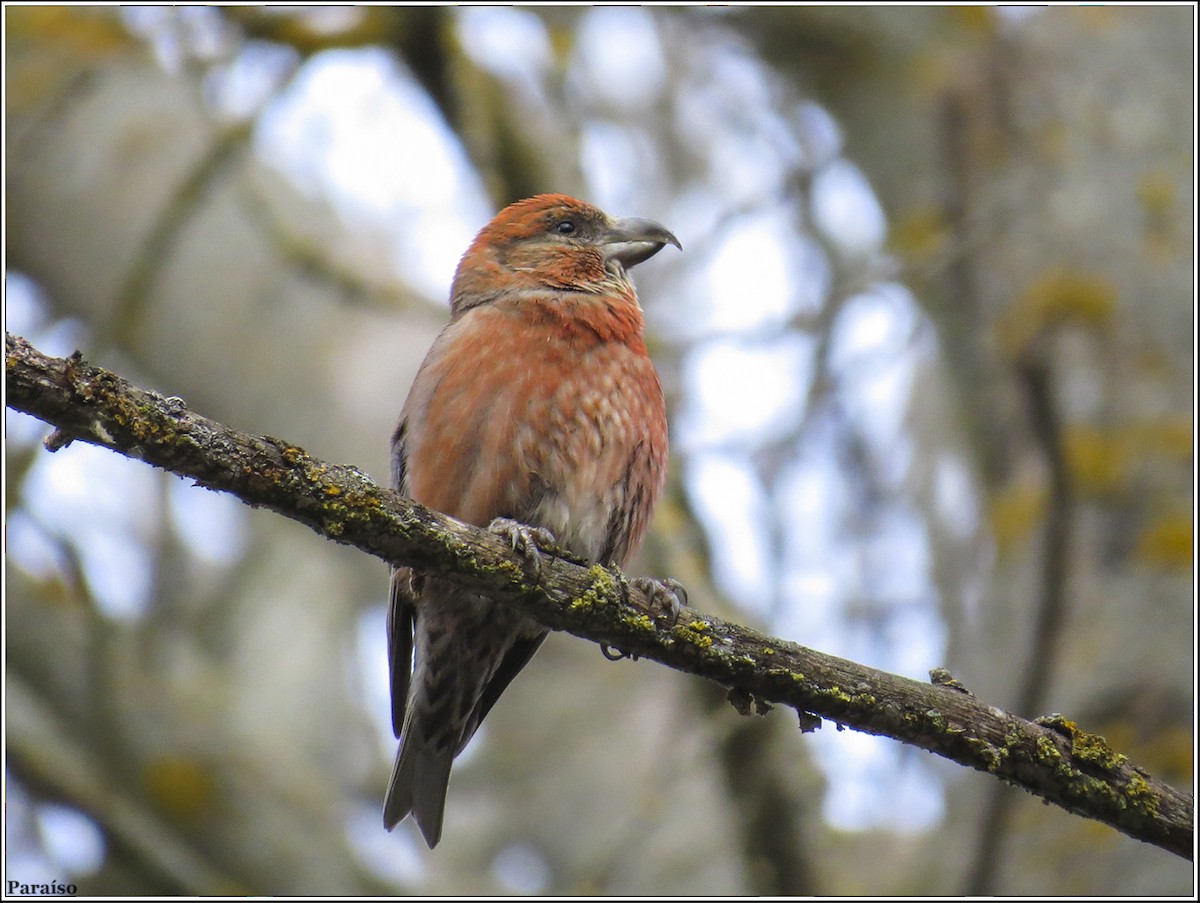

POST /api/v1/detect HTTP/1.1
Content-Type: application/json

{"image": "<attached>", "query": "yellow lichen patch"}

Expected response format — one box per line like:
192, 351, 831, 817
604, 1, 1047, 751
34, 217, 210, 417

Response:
622, 612, 656, 633
1134, 513, 1193, 570
987, 481, 1047, 552
1122, 771, 1159, 817
1035, 734, 1063, 766
673, 621, 713, 649
572, 565, 619, 611
973, 738, 1007, 773
143, 755, 218, 822
1070, 728, 1128, 771
1063, 426, 1127, 496
1039, 714, 1078, 734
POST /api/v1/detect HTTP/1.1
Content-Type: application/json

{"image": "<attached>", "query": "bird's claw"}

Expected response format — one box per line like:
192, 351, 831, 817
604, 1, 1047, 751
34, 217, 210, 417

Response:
488, 517, 556, 583
630, 576, 687, 626
596, 569, 685, 662
600, 644, 637, 662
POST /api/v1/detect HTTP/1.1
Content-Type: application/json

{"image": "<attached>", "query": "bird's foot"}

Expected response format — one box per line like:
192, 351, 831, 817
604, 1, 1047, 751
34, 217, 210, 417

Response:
488, 518, 556, 583
599, 572, 687, 662
608, 565, 688, 625
630, 576, 688, 626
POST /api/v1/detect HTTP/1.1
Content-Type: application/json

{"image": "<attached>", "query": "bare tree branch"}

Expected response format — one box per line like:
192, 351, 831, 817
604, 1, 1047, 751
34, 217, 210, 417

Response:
5, 332, 1193, 861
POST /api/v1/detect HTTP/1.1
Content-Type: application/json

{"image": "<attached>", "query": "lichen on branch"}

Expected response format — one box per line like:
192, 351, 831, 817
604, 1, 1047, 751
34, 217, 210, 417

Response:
5, 331, 1193, 861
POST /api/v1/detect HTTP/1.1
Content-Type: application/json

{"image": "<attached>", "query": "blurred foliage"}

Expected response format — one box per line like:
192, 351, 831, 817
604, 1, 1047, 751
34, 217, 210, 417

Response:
1135, 512, 1194, 571
987, 481, 1047, 554
1002, 267, 1117, 353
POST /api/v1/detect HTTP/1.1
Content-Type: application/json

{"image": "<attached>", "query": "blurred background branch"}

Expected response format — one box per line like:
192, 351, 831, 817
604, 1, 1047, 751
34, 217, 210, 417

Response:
967, 338, 1077, 893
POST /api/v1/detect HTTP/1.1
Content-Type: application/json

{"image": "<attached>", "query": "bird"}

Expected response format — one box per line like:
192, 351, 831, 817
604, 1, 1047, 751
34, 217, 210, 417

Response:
383, 193, 682, 847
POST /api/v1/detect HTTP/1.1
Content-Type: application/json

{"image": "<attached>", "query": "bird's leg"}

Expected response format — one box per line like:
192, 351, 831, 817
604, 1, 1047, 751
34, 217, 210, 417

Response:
488, 517, 556, 584
629, 576, 687, 626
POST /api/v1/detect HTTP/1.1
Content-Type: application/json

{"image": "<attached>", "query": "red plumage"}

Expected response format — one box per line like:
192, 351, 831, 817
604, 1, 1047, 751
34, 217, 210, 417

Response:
384, 194, 679, 846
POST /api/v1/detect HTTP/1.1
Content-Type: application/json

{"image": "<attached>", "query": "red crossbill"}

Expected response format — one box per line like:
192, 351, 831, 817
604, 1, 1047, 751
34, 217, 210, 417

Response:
384, 194, 681, 847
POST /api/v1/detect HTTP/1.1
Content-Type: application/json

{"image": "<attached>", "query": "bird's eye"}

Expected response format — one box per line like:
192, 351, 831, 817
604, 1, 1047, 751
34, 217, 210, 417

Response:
555, 219, 577, 235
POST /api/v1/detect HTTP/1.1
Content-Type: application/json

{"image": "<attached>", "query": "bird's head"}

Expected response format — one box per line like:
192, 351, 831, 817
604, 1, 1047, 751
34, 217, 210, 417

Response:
450, 194, 681, 315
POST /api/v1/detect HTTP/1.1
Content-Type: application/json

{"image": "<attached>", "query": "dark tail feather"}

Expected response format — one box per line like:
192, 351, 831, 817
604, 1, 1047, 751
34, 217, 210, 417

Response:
383, 736, 454, 848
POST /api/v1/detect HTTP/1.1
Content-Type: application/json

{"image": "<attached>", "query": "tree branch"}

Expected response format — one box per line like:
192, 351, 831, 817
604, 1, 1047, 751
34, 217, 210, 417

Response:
5, 332, 1192, 861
